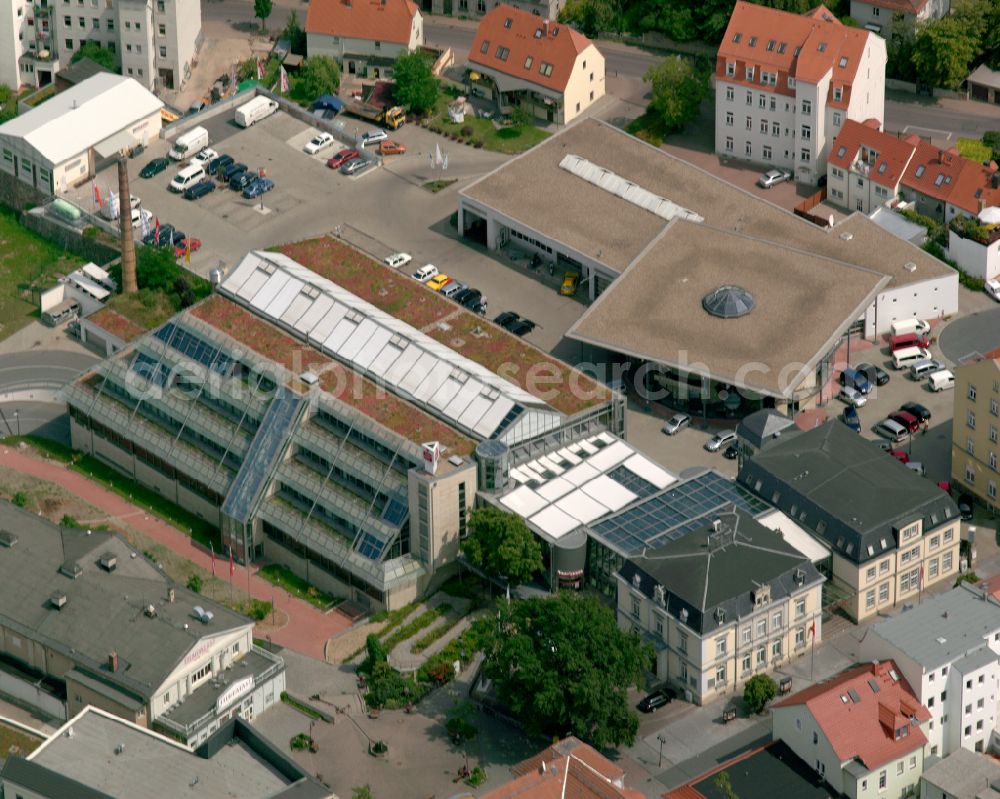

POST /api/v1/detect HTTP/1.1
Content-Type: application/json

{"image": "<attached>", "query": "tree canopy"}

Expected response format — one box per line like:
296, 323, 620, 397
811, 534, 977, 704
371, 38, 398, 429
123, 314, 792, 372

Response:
462, 507, 543, 587
643, 55, 708, 134
0, 84, 16, 125
743, 673, 777, 715
913, 15, 982, 89
71, 41, 118, 72
480, 592, 650, 748
296, 56, 341, 101
560, 0, 623, 36
254, 0, 273, 32
281, 10, 307, 56
392, 52, 438, 114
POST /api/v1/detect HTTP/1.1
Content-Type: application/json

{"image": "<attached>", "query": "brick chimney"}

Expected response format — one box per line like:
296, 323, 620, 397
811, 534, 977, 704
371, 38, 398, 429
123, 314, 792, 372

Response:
109, 651, 119, 672
117, 154, 138, 295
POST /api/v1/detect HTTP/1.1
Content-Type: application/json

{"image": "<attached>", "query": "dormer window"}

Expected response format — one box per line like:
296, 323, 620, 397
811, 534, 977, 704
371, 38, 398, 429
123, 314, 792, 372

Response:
534, 27, 542, 38
745, 66, 755, 80
480, 39, 489, 53
733, 32, 743, 43
503, 16, 512, 27
726, 61, 735, 77
833, 86, 842, 101
778, 42, 787, 54
748, 36, 757, 47
524, 55, 533, 69
817, 42, 827, 52
915, 165, 925, 178
839, 56, 848, 68
766, 40, 775, 51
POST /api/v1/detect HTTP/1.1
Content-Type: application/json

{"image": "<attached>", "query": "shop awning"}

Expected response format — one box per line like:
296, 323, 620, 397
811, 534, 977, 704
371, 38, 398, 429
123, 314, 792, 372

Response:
94, 130, 135, 159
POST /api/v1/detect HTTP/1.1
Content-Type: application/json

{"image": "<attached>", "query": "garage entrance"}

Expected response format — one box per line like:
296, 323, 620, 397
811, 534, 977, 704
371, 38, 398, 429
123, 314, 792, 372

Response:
461, 206, 487, 245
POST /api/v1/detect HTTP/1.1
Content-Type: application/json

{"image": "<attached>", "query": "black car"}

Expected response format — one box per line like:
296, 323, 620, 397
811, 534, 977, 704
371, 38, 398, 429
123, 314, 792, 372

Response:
460, 289, 483, 309
208, 154, 234, 176
507, 319, 536, 337
723, 444, 739, 460
957, 493, 975, 521
221, 162, 248, 182
637, 686, 678, 713
855, 361, 890, 387
493, 311, 518, 327
184, 179, 216, 200
451, 287, 475, 305
900, 401, 931, 422
143, 224, 174, 247
139, 157, 170, 178
229, 171, 256, 191
169, 229, 187, 246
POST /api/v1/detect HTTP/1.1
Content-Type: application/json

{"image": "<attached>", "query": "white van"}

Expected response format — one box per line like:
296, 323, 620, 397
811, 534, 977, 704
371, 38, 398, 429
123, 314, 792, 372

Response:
169, 164, 206, 193
874, 418, 909, 443
928, 370, 955, 391
890, 318, 931, 337
235, 96, 279, 127
168, 126, 209, 160
412, 264, 439, 282
892, 346, 932, 370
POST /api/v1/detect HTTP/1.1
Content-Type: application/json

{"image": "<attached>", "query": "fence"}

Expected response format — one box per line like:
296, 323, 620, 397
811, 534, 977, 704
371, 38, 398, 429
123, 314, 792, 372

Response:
793, 187, 830, 228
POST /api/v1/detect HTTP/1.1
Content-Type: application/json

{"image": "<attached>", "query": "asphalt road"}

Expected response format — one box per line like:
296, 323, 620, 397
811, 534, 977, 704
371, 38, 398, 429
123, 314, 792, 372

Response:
939, 306, 1000, 364
0, 350, 98, 443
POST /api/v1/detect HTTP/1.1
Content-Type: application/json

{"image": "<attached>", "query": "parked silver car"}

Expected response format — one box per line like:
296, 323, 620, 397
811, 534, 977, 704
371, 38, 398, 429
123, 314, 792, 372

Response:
704, 430, 737, 452
757, 169, 792, 189
661, 413, 692, 436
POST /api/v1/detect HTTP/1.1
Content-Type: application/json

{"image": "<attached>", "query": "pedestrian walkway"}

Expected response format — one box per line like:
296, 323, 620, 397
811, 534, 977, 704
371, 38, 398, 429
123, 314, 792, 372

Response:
1, 445, 352, 659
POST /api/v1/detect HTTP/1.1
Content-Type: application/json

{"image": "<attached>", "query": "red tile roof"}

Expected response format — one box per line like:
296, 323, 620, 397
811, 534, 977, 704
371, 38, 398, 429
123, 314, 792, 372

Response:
948, 159, 1000, 216
827, 119, 918, 188
716, 2, 872, 108
901, 142, 967, 203
467, 4, 593, 94
480, 737, 643, 799
305, 0, 419, 46
773, 661, 929, 771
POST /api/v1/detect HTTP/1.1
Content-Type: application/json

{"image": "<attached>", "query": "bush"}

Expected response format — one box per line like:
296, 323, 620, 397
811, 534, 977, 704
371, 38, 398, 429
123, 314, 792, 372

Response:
956, 570, 980, 587
290, 733, 313, 750
743, 674, 777, 715
246, 598, 272, 621
60, 514, 80, 528
187, 574, 203, 593
460, 125, 473, 137
11, 491, 27, 507
466, 766, 487, 788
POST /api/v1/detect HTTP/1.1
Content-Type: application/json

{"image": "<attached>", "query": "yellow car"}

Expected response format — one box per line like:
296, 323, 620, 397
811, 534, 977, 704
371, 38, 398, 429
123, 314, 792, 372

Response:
426, 274, 453, 292
559, 271, 580, 296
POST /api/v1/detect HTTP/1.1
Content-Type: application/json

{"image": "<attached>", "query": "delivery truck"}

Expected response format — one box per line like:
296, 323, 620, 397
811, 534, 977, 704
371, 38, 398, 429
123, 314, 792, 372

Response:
168, 126, 209, 160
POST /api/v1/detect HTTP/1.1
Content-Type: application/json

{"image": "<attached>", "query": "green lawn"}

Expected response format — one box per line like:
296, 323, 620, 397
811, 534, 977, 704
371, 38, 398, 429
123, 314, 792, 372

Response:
427, 95, 549, 155
0, 206, 85, 341
957, 137, 992, 163
258, 564, 341, 610
0, 722, 43, 758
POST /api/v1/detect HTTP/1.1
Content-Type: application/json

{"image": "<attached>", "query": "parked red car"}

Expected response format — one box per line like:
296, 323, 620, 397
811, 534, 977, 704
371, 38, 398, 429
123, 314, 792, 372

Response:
174, 237, 201, 258
889, 449, 910, 464
327, 149, 359, 169
890, 410, 921, 434
890, 332, 931, 352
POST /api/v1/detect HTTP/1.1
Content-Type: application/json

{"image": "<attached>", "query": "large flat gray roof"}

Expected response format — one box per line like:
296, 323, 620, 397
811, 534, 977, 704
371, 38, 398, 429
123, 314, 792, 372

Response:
921, 747, 1000, 797
0, 502, 250, 699
25, 708, 309, 799
567, 220, 887, 397
461, 117, 953, 287
867, 584, 1000, 671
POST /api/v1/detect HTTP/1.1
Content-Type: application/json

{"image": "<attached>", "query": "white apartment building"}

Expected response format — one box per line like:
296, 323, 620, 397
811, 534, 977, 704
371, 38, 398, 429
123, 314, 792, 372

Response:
850, 0, 950, 40
2, 0, 201, 91
860, 583, 1000, 758
715, 1, 886, 185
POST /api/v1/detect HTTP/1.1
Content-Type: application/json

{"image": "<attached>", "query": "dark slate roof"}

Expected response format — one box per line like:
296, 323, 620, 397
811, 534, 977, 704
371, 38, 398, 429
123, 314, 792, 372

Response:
737, 421, 959, 565
618, 509, 823, 635
56, 57, 112, 87
736, 409, 798, 450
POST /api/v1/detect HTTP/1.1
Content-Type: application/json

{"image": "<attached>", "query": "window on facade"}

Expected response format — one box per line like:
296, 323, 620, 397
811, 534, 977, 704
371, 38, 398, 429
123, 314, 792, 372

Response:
726, 62, 735, 77
966, 464, 976, 483
759, 118, 767, 133
679, 633, 688, 654
866, 566, 876, 583
480, 39, 489, 53
989, 480, 997, 499
631, 597, 640, 619
746, 90, 752, 105
655, 616, 663, 638
159, 46, 166, 57
157, 0, 164, 9
745, 141, 752, 157
970, 385, 978, 401
158, 22, 165, 34
772, 121, 780, 136
795, 627, 805, 647
762, 145, 772, 160
716, 636, 727, 656
756, 618, 767, 637
745, 66, 755, 81
879, 771, 887, 789
716, 665, 726, 684
742, 627, 752, 644
866, 590, 875, 610
943, 552, 953, 572
65, 37, 73, 48
742, 654, 751, 674
833, 87, 842, 101
801, 124, 811, 140
878, 582, 889, 603
812, 731, 818, 744
800, 148, 810, 162
801, 99, 811, 115
795, 598, 806, 618
771, 639, 782, 659
726, 112, 733, 127
758, 94, 766, 108
756, 646, 766, 665
726, 85, 734, 100
725, 136, 733, 152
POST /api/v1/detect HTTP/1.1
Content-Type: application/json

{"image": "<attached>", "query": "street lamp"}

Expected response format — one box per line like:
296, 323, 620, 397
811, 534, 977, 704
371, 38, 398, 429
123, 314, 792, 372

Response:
13, 409, 19, 437
657, 734, 666, 768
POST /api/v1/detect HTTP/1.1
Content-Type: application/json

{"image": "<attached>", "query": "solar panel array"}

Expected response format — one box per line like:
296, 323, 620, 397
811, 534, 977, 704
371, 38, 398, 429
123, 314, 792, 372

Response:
217, 251, 563, 444
131, 352, 169, 388
155, 322, 236, 377
591, 470, 772, 556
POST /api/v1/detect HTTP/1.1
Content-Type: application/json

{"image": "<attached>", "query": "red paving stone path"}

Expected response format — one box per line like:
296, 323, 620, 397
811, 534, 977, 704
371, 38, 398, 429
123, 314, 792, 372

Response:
1, 445, 351, 659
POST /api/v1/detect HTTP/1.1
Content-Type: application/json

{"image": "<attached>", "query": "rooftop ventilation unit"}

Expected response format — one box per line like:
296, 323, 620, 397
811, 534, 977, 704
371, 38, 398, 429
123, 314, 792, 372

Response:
99, 552, 118, 572
191, 606, 215, 624
299, 371, 319, 386
903, 262, 917, 272
448, 455, 464, 466
839, 232, 853, 241
49, 592, 68, 610
0, 530, 17, 548
144, 604, 157, 618
59, 560, 83, 579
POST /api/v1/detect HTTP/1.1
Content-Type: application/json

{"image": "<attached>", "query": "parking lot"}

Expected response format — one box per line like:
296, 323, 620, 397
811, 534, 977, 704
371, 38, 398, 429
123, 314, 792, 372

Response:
69, 110, 589, 351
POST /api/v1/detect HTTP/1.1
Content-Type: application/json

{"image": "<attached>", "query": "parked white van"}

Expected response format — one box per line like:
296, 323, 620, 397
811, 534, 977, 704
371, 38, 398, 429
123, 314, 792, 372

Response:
892, 346, 932, 370
928, 370, 955, 391
890, 318, 931, 337
235, 96, 279, 127
169, 164, 206, 193
168, 126, 209, 160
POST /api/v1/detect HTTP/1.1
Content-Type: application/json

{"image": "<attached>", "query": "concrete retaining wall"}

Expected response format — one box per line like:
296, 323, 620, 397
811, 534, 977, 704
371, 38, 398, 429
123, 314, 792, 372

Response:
886, 78, 965, 100
0, 671, 66, 721
0, 171, 48, 212
21, 208, 120, 265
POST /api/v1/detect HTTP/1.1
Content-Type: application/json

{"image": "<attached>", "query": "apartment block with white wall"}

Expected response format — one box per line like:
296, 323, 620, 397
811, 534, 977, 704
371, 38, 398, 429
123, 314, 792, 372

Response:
859, 583, 1000, 758
715, 1, 886, 185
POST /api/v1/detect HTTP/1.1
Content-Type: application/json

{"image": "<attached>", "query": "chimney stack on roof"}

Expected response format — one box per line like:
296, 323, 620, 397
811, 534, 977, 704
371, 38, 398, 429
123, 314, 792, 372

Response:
168, 588, 176, 603
109, 651, 119, 672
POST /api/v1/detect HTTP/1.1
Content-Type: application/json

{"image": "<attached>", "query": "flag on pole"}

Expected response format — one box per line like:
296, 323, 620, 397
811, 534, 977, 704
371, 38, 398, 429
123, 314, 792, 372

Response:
434, 142, 443, 167
808, 620, 816, 638
919, 564, 924, 586
140, 208, 150, 239
229, 546, 235, 578
256, 57, 264, 81
107, 187, 118, 219
185, 236, 191, 264
279, 65, 289, 93
210, 542, 216, 577
92, 180, 103, 210
154, 216, 161, 244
